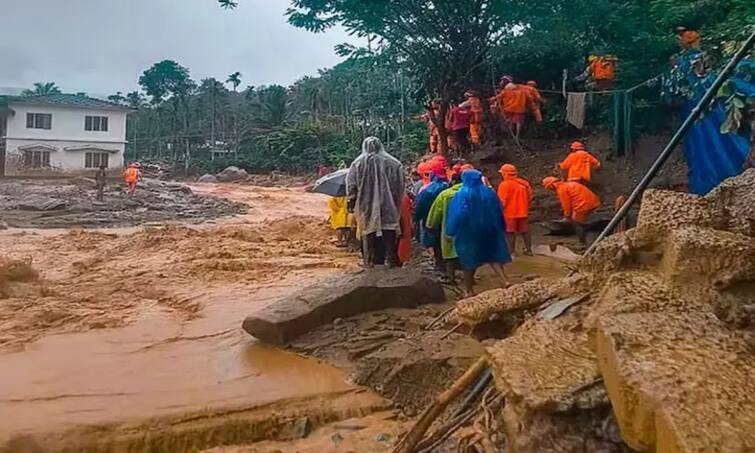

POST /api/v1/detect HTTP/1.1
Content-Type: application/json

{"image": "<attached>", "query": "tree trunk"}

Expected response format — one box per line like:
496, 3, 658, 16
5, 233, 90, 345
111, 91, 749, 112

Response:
429, 101, 450, 157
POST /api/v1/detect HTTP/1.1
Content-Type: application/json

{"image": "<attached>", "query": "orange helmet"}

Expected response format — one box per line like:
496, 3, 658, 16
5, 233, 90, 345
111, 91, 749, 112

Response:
542, 176, 559, 189
570, 141, 585, 151
417, 162, 432, 175
499, 163, 517, 177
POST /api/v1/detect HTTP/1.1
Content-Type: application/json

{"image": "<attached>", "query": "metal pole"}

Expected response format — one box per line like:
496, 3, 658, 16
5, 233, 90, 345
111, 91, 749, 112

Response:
586, 30, 755, 255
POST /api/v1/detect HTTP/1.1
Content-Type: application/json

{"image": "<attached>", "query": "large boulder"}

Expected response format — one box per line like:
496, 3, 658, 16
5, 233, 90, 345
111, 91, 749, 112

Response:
216, 166, 248, 182
197, 173, 218, 183
242, 269, 444, 345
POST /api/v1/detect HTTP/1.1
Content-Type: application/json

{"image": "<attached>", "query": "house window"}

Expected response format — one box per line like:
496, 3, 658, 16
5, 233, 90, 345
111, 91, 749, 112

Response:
23, 150, 51, 168
85, 116, 109, 132
85, 152, 109, 169
26, 113, 52, 130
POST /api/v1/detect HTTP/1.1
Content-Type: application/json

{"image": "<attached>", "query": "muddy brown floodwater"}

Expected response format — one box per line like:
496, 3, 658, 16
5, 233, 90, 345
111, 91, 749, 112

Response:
0, 183, 368, 449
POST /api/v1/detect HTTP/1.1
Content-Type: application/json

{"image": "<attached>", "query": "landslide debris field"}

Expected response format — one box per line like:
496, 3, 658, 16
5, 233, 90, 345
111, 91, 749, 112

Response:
1, 170, 753, 453
0, 184, 354, 351
0, 178, 246, 229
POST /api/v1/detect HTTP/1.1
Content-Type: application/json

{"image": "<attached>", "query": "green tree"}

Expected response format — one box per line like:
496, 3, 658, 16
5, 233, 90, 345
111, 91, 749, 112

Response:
126, 91, 146, 109
21, 82, 62, 96
138, 60, 193, 105
257, 85, 289, 127
222, 0, 510, 155
108, 91, 126, 104
226, 72, 242, 92
291, 1, 514, 154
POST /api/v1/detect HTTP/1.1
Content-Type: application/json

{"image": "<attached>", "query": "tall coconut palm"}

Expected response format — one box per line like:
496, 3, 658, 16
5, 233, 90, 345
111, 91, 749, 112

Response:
21, 82, 62, 96
226, 72, 242, 92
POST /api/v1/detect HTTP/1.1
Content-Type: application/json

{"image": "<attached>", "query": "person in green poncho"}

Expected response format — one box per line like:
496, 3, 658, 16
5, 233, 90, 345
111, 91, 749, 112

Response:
426, 167, 464, 284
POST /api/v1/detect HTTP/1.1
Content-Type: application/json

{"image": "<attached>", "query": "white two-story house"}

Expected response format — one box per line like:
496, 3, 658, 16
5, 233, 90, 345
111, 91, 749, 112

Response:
0, 94, 130, 177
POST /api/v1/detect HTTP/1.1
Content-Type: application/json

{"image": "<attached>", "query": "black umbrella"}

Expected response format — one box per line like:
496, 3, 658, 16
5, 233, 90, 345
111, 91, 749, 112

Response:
312, 168, 349, 197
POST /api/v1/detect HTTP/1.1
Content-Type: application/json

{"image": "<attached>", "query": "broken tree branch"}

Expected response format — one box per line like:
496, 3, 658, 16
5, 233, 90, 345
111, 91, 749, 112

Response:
393, 356, 488, 453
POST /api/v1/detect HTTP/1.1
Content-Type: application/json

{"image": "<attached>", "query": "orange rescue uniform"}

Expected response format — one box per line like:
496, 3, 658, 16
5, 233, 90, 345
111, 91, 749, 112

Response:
465, 96, 484, 145
498, 85, 528, 115
497, 168, 532, 233
554, 181, 601, 223
123, 166, 141, 194
559, 150, 601, 182
398, 194, 413, 265
590, 57, 615, 81
680, 31, 701, 49
520, 84, 544, 123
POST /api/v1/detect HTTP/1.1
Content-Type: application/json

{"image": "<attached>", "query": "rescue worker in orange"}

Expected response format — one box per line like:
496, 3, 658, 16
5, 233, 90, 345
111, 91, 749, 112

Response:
497, 76, 529, 141
676, 26, 701, 50
460, 91, 484, 146
577, 55, 618, 91
542, 177, 601, 246
559, 141, 601, 184
420, 102, 441, 153
497, 164, 533, 255
520, 81, 545, 123
397, 192, 413, 265
123, 162, 142, 196
417, 161, 433, 191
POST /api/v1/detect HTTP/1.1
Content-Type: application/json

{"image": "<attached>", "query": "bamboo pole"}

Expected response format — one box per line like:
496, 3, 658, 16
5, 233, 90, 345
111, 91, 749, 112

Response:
394, 357, 488, 453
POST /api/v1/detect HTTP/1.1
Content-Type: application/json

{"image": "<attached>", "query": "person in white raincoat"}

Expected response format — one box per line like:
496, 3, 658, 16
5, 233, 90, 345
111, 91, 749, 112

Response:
346, 137, 405, 267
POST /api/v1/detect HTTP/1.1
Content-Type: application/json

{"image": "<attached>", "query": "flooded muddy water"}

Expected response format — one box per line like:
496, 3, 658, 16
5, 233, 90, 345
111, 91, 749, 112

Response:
0, 277, 353, 437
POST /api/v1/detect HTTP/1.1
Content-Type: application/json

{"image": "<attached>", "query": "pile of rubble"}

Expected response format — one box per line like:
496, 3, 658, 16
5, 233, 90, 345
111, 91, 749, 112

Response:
0, 178, 246, 228
197, 166, 314, 187
452, 169, 755, 452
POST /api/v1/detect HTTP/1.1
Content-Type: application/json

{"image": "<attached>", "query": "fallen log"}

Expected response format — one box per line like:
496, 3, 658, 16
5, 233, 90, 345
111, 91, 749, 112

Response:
393, 356, 488, 453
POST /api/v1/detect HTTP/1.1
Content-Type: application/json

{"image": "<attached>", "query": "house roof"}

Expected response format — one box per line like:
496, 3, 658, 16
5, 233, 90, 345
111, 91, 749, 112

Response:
2, 94, 131, 112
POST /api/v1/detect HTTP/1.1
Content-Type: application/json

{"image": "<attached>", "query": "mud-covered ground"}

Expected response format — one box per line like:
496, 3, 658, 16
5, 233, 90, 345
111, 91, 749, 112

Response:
0, 157, 618, 452
0, 178, 245, 229
0, 182, 356, 352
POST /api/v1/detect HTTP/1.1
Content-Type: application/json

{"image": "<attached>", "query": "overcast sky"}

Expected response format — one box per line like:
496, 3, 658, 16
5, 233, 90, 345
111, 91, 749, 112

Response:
0, 0, 355, 96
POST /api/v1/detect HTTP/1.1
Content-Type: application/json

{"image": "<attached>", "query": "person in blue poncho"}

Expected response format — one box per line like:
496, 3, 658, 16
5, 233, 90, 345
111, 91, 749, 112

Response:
446, 169, 511, 296
413, 161, 449, 272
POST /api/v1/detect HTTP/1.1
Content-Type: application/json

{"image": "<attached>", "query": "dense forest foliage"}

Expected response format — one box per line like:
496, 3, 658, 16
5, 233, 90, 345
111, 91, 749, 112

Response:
117, 53, 424, 175
90, 1, 755, 173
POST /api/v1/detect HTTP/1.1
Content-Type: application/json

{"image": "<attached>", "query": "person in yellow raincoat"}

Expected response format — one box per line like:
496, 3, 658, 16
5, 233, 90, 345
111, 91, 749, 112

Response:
327, 196, 352, 247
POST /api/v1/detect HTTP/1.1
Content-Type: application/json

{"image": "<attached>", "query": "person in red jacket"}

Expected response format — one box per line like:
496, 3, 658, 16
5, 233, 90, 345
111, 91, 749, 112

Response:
448, 102, 472, 153
542, 176, 601, 245
497, 164, 533, 255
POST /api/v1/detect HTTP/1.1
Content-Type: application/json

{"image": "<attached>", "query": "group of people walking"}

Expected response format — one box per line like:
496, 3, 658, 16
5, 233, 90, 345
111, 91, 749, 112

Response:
335, 135, 604, 296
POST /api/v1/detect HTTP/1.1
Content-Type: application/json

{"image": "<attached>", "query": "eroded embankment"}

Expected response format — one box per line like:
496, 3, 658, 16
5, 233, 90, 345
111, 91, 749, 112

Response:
452, 169, 755, 452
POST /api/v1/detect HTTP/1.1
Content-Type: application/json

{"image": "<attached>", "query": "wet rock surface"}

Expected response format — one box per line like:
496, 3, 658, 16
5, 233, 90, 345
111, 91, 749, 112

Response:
0, 178, 245, 228
242, 268, 445, 345
216, 166, 249, 182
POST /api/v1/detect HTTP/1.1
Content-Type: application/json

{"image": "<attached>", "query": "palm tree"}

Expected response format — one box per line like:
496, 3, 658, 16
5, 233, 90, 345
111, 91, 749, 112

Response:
21, 82, 62, 96
226, 72, 242, 92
